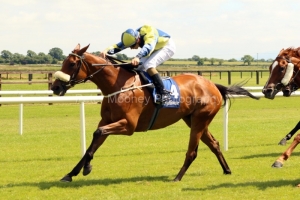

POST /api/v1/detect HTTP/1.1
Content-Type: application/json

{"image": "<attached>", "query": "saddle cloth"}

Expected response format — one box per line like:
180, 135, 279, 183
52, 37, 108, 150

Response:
140, 71, 180, 108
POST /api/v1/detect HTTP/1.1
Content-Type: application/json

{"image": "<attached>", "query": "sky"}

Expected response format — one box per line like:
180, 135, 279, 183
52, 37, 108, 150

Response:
1, 0, 300, 60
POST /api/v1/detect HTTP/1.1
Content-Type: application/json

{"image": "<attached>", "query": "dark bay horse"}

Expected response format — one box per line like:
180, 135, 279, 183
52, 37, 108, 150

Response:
52, 44, 259, 182
262, 47, 300, 172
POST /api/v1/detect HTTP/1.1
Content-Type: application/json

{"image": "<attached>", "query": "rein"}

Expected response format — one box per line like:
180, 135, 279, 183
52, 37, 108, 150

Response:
67, 53, 107, 87
60, 53, 152, 98
276, 56, 300, 86
287, 60, 300, 88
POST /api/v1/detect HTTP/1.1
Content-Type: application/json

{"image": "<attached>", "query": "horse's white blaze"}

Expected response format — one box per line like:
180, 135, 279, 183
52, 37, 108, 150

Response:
54, 71, 70, 82
281, 63, 294, 86
263, 61, 278, 88
271, 61, 278, 71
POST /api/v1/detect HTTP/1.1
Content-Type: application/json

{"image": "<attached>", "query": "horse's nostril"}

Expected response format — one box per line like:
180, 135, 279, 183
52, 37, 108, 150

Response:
51, 86, 59, 92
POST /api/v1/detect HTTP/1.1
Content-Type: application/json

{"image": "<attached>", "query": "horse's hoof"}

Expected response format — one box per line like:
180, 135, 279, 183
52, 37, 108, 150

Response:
60, 174, 72, 182
83, 165, 92, 176
272, 161, 283, 168
278, 138, 287, 146
224, 170, 232, 175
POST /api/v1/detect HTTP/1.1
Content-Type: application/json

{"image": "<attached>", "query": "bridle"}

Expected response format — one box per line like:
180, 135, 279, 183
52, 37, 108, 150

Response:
64, 52, 107, 87
273, 56, 300, 91
55, 53, 144, 97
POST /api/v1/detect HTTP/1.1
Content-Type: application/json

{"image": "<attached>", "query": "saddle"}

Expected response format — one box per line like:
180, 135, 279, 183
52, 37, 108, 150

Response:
106, 55, 180, 130
106, 55, 180, 108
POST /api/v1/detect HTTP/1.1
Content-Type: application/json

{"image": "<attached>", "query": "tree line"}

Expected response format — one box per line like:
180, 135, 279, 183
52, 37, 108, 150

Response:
0, 48, 273, 66
0, 48, 66, 65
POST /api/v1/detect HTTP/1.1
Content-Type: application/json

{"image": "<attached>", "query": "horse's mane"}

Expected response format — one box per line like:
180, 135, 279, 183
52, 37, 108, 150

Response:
105, 55, 137, 72
278, 46, 300, 57
83, 52, 136, 72
106, 55, 126, 64
285, 47, 300, 52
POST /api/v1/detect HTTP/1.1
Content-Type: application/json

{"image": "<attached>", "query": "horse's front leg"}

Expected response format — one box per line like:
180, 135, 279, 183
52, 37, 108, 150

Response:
60, 118, 133, 182
60, 133, 109, 182
272, 133, 300, 168
82, 119, 135, 176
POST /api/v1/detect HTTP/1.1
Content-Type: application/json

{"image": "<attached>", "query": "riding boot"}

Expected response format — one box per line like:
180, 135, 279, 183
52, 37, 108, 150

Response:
151, 73, 171, 104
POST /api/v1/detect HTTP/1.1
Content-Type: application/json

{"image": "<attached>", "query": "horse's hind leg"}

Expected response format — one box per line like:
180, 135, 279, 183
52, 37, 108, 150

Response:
173, 142, 200, 182
173, 122, 205, 181
278, 121, 300, 145
201, 130, 231, 174
272, 133, 300, 168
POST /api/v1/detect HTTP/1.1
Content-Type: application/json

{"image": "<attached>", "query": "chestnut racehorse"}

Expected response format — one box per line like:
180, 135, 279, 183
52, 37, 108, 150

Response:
52, 44, 258, 182
262, 48, 300, 178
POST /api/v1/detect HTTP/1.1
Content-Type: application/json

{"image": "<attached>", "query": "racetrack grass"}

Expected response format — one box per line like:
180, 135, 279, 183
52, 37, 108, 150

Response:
1, 95, 300, 199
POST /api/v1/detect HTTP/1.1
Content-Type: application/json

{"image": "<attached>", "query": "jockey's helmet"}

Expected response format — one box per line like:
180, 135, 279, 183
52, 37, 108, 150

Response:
121, 29, 139, 47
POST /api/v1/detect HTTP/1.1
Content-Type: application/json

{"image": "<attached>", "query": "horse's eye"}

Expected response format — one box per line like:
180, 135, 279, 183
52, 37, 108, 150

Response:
70, 62, 76, 68
279, 66, 285, 73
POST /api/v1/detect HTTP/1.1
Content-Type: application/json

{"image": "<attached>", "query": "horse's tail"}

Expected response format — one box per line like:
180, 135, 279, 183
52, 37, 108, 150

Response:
215, 83, 260, 107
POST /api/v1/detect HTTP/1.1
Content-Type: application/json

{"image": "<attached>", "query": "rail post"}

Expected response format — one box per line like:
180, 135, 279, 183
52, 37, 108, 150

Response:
48, 73, 53, 105
228, 71, 231, 85
0, 73, 1, 106
48, 73, 53, 90
28, 74, 32, 85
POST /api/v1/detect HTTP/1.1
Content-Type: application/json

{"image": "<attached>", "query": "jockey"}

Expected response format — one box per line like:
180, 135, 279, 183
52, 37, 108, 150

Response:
100, 25, 176, 104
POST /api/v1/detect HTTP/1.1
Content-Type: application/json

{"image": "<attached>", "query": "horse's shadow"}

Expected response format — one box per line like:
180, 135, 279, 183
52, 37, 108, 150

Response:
238, 152, 300, 159
1, 175, 170, 190
182, 179, 300, 191
3, 176, 299, 191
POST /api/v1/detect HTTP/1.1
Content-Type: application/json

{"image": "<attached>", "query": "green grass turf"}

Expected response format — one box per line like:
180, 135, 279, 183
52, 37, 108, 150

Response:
0, 94, 300, 199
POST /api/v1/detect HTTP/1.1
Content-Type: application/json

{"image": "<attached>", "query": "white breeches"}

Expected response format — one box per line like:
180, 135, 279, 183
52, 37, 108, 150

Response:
137, 38, 176, 71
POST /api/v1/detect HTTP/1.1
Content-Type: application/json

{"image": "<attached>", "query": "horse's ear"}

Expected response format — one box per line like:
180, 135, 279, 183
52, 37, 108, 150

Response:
278, 48, 284, 56
78, 44, 90, 56
74, 44, 80, 51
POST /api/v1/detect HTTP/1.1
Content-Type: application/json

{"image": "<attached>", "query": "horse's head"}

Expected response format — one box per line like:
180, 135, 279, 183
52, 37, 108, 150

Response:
262, 49, 300, 99
278, 48, 300, 96
51, 44, 91, 96
262, 52, 294, 99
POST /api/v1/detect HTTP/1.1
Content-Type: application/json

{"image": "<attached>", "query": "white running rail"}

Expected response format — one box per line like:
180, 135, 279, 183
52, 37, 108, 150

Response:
1, 88, 300, 155
0, 89, 102, 156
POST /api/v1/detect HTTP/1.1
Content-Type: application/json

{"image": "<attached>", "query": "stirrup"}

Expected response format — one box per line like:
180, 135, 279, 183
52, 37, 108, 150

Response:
162, 89, 172, 95
155, 93, 171, 104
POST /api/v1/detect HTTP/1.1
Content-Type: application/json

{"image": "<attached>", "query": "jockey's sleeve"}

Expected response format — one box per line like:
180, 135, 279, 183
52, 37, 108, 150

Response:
106, 42, 126, 55
136, 26, 157, 59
